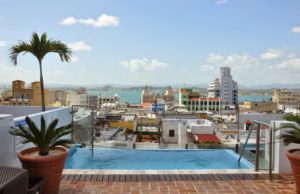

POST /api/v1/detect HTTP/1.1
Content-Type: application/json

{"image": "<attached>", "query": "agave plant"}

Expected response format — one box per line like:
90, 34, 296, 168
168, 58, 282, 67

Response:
10, 116, 72, 156
279, 114, 300, 146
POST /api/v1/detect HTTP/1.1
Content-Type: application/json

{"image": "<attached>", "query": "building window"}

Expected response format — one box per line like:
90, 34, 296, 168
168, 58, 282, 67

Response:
169, 130, 175, 137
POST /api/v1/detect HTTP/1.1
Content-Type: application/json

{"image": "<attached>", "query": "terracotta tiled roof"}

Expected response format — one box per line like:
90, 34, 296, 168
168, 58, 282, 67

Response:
189, 98, 221, 101
194, 134, 220, 143
141, 102, 151, 108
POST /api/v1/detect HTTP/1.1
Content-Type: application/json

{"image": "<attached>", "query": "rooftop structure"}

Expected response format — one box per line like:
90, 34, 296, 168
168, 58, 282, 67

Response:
140, 86, 176, 109
179, 88, 222, 113
272, 88, 300, 106
162, 118, 214, 144
99, 94, 120, 107
239, 101, 278, 113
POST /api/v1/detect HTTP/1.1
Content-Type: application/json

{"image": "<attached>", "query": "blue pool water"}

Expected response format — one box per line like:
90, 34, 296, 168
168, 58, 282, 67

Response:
64, 148, 253, 170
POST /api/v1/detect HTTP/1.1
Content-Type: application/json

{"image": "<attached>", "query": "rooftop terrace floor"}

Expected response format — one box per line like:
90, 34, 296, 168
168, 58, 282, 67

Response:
59, 173, 296, 194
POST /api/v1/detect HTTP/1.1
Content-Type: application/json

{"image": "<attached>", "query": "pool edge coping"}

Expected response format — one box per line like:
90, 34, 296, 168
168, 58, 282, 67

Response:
63, 169, 262, 175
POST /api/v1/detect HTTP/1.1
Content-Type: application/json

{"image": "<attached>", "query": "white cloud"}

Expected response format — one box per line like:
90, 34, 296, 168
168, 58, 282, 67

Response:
0, 40, 7, 47
205, 52, 257, 70
70, 56, 79, 63
120, 58, 168, 72
59, 17, 77, 26
291, 26, 300, 33
260, 48, 283, 60
216, 0, 228, 5
206, 53, 224, 63
0, 63, 35, 82
67, 41, 91, 51
201, 48, 300, 84
269, 58, 300, 70
79, 14, 119, 27
59, 14, 119, 28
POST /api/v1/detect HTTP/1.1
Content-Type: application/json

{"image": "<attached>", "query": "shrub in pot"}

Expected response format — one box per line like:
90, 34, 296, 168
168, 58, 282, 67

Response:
279, 114, 300, 193
10, 116, 72, 194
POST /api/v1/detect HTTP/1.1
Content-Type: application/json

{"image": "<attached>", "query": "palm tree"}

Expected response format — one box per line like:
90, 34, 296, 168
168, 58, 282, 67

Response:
280, 114, 300, 145
10, 32, 72, 111
9, 116, 72, 156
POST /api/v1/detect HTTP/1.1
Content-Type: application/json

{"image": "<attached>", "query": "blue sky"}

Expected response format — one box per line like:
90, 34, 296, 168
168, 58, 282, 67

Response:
0, 0, 300, 86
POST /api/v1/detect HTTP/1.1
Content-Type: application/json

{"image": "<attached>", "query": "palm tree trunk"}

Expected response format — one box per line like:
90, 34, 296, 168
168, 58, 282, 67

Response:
39, 60, 46, 111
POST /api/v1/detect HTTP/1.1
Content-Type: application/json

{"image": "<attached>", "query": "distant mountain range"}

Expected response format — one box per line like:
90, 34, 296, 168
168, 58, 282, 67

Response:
239, 83, 300, 89
42, 83, 300, 90
1, 83, 300, 90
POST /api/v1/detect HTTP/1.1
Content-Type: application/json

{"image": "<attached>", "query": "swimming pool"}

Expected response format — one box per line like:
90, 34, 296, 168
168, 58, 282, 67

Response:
64, 147, 253, 170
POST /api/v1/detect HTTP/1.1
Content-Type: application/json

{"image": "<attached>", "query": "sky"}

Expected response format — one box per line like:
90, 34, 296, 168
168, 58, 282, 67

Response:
0, 0, 300, 86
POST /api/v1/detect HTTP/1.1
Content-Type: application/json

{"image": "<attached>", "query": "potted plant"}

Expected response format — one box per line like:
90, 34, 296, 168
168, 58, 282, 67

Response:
279, 114, 300, 193
9, 115, 72, 194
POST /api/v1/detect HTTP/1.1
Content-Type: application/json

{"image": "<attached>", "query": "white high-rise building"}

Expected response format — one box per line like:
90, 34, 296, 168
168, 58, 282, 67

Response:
220, 67, 238, 105
207, 67, 238, 106
208, 78, 220, 98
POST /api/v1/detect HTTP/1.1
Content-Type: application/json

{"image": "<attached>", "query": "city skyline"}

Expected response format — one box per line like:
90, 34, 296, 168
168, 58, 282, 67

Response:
0, 0, 300, 86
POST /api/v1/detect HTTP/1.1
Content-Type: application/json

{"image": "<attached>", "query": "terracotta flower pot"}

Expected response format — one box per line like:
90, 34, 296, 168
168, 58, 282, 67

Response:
18, 146, 68, 194
286, 149, 300, 194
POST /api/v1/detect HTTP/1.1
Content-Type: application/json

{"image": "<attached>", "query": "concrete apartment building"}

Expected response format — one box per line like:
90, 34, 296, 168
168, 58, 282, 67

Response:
208, 67, 238, 107
87, 95, 98, 107
67, 88, 102, 107
179, 88, 222, 113
67, 88, 88, 106
272, 89, 300, 105
239, 101, 278, 114
48, 89, 68, 107
99, 94, 120, 107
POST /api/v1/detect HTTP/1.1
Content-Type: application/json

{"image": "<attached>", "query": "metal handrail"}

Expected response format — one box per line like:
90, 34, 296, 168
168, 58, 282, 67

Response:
237, 120, 273, 180
237, 124, 254, 164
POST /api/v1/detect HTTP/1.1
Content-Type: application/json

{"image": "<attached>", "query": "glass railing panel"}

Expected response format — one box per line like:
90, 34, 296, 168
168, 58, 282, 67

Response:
72, 105, 94, 146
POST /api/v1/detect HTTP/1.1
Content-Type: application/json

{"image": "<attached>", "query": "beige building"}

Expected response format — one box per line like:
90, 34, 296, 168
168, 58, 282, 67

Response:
140, 86, 175, 108
272, 89, 300, 105
140, 86, 154, 105
30, 81, 49, 106
239, 101, 277, 113
48, 89, 68, 106
0, 90, 12, 105
55, 90, 67, 106
8, 80, 48, 106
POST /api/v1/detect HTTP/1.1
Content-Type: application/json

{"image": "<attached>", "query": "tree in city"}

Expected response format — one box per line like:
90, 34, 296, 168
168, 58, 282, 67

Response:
9, 32, 72, 111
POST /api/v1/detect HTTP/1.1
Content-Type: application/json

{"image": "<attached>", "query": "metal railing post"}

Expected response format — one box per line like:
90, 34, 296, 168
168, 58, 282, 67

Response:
91, 106, 94, 150
269, 122, 274, 180
237, 124, 253, 164
255, 123, 260, 171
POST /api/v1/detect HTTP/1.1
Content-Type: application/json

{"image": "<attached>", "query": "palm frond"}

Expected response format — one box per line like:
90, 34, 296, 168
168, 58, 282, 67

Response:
25, 116, 42, 142
50, 139, 72, 148
283, 114, 300, 125
40, 116, 46, 140
278, 118, 300, 145
48, 40, 72, 62
10, 32, 72, 65
9, 42, 33, 65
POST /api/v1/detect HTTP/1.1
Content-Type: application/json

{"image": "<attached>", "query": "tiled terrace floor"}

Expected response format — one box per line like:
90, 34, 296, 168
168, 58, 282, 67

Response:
59, 174, 297, 194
